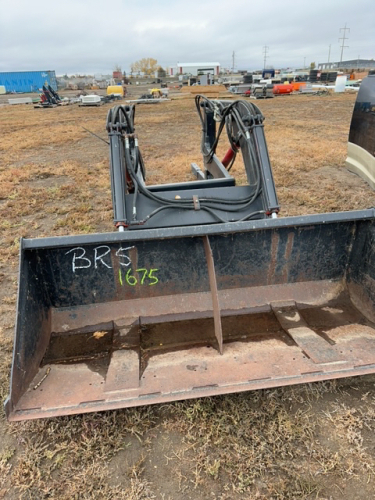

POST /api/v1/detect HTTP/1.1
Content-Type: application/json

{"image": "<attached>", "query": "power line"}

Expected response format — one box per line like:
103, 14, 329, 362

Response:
338, 23, 350, 64
263, 46, 269, 69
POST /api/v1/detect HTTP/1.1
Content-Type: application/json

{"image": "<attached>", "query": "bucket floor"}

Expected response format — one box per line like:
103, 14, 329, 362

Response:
9, 294, 375, 420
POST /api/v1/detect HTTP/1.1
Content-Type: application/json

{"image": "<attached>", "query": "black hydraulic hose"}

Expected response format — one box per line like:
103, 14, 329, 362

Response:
237, 210, 265, 222
142, 204, 229, 224
142, 204, 265, 225
128, 142, 259, 211
195, 95, 264, 162
124, 144, 193, 207
107, 105, 135, 134
192, 133, 263, 208
109, 97, 267, 220
125, 129, 261, 210
109, 105, 146, 180
192, 97, 264, 205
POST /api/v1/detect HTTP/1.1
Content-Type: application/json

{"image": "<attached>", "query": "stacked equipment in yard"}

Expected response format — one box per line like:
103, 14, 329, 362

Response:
34, 85, 66, 108
79, 95, 103, 107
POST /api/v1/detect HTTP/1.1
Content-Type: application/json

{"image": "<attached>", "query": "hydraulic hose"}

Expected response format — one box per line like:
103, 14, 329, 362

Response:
107, 98, 267, 224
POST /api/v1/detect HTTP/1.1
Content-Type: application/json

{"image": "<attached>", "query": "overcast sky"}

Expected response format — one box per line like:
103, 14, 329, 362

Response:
1, 0, 374, 75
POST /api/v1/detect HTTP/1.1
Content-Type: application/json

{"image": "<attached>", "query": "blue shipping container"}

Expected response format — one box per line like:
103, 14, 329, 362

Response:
0, 70, 57, 93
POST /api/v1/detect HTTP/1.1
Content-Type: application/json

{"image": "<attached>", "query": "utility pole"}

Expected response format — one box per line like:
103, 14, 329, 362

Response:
338, 23, 350, 66
327, 44, 331, 65
231, 51, 235, 73
263, 46, 269, 69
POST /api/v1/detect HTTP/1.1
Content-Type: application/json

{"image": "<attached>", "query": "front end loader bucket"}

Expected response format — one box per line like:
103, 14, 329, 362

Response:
5, 209, 375, 421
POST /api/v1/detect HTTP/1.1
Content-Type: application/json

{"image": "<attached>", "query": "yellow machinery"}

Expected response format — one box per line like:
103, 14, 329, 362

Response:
107, 85, 124, 97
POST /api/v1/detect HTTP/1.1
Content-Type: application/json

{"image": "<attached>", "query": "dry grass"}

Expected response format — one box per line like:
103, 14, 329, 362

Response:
1, 91, 375, 499
6, 409, 157, 499
0, 106, 104, 154
2, 381, 375, 499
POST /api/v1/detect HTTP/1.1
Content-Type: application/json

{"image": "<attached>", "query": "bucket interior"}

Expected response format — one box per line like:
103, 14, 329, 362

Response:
6, 215, 375, 420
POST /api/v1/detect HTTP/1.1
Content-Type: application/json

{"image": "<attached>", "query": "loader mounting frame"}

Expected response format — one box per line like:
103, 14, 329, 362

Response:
106, 96, 279, 230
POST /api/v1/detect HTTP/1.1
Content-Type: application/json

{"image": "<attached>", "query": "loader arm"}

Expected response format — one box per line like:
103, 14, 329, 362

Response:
106, 96, 279, 230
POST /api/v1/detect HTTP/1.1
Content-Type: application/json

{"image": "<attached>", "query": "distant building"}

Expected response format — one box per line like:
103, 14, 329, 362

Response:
318, 59, 375, 70
169, 62, 220, 77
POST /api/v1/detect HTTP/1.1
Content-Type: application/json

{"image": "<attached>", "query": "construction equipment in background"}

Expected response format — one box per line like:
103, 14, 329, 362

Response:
229, 84, 252, 95
126, 88, 170, 104
245, 83, 328, 97
291, 82, 307, 92
272, 84, 294, 95
346, 74, 375, 189
102, 94, 123, 104
262, 69, 275, 79
250, 84, 274, 99
246, 84, 294, 97
79, 93, 124, 107
5, 81, 375, 421
150, 88, 164, 98
298, 83, 325, 95
107, 85, 125, 98
79, 95, 103, 107
320, 71, 338, 84
34, 85, 68, 108
312, 75, 360, 94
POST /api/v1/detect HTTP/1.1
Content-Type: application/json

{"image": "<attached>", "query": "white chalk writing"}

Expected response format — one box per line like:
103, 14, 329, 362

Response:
65, 246, 135, 273
65, 247, 91, 273
115, 247, 133, 267
94, 246, 111, 269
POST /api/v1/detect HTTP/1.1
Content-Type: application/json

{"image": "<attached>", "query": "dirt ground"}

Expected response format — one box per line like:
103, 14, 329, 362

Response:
1, 89, 375, 499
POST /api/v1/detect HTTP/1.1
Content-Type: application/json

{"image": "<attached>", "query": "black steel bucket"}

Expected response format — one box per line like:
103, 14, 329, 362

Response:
5, 209, 375, 420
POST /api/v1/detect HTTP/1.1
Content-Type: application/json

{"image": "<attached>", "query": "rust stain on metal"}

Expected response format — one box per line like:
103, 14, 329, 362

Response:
267, 232, 279, 285
51, 280, 346, 333
129, 246, 138, 270
281, 232, 294, 281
